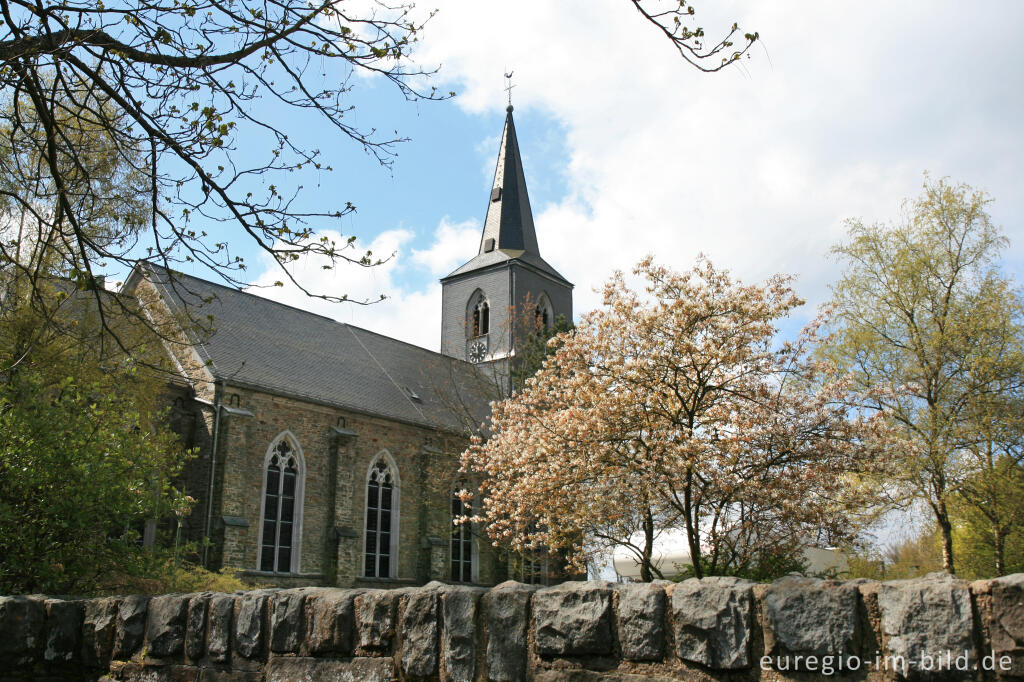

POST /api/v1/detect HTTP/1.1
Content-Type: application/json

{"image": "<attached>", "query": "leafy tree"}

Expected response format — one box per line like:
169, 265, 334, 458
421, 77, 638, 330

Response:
823, 176, 1024, 573
952, 457, 1024, 578
0, 0, 756, 343
953, 359, 1024, 575
0, 283, 190, 594
462, 257, 885, 581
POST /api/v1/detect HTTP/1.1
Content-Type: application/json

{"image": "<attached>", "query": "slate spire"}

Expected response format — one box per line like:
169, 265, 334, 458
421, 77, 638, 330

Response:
479, 105, 539, 259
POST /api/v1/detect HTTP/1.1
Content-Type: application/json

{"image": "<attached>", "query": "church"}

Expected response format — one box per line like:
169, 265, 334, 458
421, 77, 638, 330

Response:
123, 105, 574, 588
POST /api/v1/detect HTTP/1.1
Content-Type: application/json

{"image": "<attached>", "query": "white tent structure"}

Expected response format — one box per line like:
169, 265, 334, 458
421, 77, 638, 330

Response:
611, 541, 849, 582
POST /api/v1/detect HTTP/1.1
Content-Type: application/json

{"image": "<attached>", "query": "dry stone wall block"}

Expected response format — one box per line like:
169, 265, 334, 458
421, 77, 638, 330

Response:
615, 582, 666, 661
0, 595, 45, 667
82, 596, 119, 668
987, 574, 1024, 677
441, 585, 485, 682
146, 594, 190, 658
43, 598, 83, 663
269, 589, 307, 653
234, 592, 270, 660
206, 594, 235, 663
184, 593, 210, 661
877, 573, 975, 677
355, 589, 399, 652
760, 576, 859, 665
114, 595, 149, 660
482, 581, 537, 681
402, 585, 440, 678
306, 589, 359, 656
672, 576, 754, 670
402, 585, 441, 676
534, 581, 614, 657
265, 656, 394, 681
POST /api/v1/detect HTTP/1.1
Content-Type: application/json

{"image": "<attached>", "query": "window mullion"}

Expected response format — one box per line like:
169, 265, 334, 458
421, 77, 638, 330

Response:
275, 463, 285, 572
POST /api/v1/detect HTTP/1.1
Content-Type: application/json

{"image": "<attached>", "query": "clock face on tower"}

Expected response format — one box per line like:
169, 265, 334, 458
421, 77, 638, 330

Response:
468, 339, 487, 363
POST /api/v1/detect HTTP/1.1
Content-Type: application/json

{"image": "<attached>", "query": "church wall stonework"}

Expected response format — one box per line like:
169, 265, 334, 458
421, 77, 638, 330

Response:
198, 383, 501, 589
4, 573, 1023, 681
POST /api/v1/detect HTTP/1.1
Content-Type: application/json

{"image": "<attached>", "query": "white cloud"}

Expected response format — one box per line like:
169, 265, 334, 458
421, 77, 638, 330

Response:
249, 228, 432, 348
248, 1, 1024, 352
410, 0, 1024, 320
410, 217, 481, 276
247, 217, 485, 350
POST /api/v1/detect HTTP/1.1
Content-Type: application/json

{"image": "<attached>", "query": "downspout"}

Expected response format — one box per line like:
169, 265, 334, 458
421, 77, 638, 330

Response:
509, 267, 515, 358
202, 381, 224, 568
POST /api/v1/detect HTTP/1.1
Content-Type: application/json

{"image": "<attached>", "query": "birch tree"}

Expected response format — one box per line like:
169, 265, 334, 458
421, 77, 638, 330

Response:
823, 176, 1024, 574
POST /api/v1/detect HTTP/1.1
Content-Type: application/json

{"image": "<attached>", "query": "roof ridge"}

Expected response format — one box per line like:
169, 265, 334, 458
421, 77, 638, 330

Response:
146, 262, 485, 363
144, 262, 343, 324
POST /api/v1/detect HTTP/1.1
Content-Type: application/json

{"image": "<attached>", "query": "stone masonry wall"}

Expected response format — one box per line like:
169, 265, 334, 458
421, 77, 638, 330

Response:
209, 383, 503, 588
3, 573, 1024, 681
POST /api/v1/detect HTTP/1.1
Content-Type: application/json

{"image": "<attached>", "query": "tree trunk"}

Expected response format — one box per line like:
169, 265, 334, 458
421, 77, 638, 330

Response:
935, 498, 955, 574
640, 509, 655, 582
683, 487, 703, 579
993, 525, 1005, 576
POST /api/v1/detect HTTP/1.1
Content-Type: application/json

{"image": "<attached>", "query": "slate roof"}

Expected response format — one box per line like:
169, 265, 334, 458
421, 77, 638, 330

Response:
134, 264, 497, 433
443, 106, 571, 286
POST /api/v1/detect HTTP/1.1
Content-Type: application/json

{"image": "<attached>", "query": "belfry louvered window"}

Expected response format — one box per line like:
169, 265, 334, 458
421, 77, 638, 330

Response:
473, 300, 489, 336
364, 456, 399, 578
259, 436, 303, 573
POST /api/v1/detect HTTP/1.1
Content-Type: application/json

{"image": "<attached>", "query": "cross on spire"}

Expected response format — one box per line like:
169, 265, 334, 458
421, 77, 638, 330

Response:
503, 71, 515, 110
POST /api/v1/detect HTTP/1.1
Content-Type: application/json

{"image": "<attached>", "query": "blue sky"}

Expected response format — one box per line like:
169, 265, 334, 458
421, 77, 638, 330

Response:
168, 1, 1024, 354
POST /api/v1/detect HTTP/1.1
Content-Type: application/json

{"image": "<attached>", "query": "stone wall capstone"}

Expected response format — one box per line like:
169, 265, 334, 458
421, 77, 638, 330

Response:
3, 573, 1024, 680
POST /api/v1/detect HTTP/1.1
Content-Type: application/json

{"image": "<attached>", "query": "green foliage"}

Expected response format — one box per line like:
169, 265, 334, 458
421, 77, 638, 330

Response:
0, 285, 191, 595
99, 555, 254, 596
951, 460, 1024, 579
671, 549, 808, 583
882, 528, 945, 580
844, 554, 886, 581
822, 175, 1024, 573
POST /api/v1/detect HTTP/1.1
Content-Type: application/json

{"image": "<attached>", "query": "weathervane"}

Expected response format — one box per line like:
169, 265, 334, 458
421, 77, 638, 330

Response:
504, 71, 515, 110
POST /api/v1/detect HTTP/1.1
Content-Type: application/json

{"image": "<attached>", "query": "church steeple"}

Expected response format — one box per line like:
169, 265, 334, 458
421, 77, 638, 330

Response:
439, 103, 573, 364
479, 106, 539, 259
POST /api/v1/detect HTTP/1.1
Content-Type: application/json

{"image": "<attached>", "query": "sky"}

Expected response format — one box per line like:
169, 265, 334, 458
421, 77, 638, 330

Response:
223, 1, 1024, 354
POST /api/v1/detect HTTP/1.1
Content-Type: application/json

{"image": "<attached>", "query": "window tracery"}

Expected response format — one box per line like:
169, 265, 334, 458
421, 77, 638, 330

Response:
364, 453, 399, 578
259, 434, 304, 573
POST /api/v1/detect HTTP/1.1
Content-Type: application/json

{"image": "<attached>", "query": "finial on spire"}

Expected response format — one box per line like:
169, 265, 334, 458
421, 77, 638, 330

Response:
503, 71, 515, 111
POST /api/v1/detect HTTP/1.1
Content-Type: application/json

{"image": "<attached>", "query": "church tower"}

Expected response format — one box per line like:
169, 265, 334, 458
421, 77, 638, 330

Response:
440, 105, 573, 372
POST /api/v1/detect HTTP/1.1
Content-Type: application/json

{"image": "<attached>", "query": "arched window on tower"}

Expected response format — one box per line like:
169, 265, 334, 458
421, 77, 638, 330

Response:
259, 433, 305, 573
468, 291, 490, 337
451, 483, 476, 582
364, 452, 400, 578
535, 293, 553, 331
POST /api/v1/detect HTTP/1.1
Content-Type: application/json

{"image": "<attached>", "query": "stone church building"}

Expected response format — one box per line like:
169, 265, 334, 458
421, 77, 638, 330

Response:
124, 105, 573, 588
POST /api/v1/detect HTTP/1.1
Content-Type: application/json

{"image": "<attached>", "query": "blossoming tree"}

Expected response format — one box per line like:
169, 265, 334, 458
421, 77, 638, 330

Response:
462, 257, 888, 580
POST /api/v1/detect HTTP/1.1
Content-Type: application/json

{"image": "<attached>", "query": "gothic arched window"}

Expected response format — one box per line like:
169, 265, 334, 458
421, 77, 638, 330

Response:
451, 485, 475, 583
364, 452, 400, 578
535, 293, 553, 331
258, 433, 305, 573
468, 291, 489, 337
